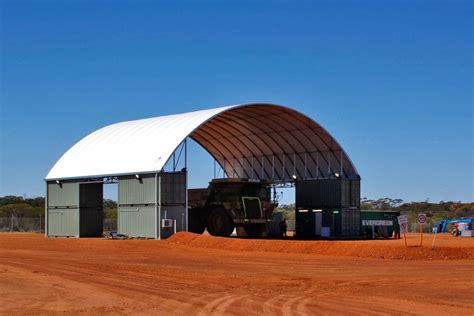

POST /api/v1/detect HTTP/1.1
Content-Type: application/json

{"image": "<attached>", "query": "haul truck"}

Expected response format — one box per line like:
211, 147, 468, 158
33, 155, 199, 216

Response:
188, 178, 277, 237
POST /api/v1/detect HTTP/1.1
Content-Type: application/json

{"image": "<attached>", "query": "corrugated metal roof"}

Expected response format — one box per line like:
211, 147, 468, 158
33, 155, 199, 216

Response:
46, 103, 358, 181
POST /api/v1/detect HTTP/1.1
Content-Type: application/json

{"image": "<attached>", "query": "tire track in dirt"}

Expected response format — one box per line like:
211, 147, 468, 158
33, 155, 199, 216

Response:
281, 282, 317, 316
197, 294, 250, 315
261, 293, 287, 315
260, 278, 316, 316
179, 291, 228, 314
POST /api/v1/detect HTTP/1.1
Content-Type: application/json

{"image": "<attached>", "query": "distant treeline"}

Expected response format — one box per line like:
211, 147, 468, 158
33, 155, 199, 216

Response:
1, 196, 473, 224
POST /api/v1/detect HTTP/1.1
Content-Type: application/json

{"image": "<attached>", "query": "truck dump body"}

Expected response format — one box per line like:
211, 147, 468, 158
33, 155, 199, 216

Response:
187, 188, 209, 208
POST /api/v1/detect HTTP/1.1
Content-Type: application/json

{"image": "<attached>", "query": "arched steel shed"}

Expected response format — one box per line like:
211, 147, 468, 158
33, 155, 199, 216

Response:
46, 103, 358, 182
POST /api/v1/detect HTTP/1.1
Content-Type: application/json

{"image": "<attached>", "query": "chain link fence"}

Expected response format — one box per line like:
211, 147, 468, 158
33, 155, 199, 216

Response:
0, 216, 44, 233
103, 218, 117, 231
0, 216, 118, 233
1, 216, 292, 236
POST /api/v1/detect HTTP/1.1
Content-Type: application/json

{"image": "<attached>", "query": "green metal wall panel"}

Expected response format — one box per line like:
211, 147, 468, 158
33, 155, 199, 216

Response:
47, 208, 79, 236
47, 182, 80, 237
118, 206, 156, 238
360, 210, 400, 237
117, 172, 186, 239
360, 210, 400, 221
48, 182, 79, 207
119, 175, 156, 205
118, 174, 157, 238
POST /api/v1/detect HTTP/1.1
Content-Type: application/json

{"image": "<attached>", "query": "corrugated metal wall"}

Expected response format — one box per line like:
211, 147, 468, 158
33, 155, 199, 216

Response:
295, 179, 361, 238
47, 181, 104, 237
296, 179, 360, 208
48, 208, 79, 236
119, 175, 156, 205
47, 172, 186, 239
117, 172, 187, 239
118, 174, 157, 238
160, 172, 186, 205
118, 206, 156, 237
159, 172, 187, 239
341, 208, 360, 237
48, 182, 79, 207
47, 182, 80, 237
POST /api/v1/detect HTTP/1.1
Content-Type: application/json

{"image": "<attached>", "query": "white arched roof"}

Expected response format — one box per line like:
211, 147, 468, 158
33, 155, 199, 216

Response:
46, 103, 359, 181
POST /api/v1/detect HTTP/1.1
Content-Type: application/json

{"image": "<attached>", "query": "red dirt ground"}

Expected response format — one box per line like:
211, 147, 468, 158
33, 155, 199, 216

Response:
0, 232, 473, 315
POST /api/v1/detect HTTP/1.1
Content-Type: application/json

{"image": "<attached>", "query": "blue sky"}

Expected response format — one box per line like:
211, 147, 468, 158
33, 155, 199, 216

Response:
1, 0, 472, 203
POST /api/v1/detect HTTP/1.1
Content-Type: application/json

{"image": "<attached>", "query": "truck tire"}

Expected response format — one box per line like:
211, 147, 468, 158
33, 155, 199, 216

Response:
244, 223, 266, 238
188, 208, 206, 234
207, 207, 234, 237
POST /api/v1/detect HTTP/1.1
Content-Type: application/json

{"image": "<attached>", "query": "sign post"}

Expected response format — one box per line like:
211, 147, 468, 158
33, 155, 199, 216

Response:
397, 215, 409, 248
431, 227, 438, 250
417, 214, 427, 247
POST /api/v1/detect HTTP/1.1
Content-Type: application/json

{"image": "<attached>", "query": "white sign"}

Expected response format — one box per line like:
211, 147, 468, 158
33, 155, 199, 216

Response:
417, 213, 427, 224
397, 215, 409, 233
397, 215, 408, 225
400, 222, 409, 234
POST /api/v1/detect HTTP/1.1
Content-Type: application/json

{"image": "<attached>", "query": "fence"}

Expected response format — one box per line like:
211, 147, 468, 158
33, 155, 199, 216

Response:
0, 216, 118, 233
103, 218, 117, 231
0, 216, 44, 233
1, 216, 293, 236
0, 216, 434, 235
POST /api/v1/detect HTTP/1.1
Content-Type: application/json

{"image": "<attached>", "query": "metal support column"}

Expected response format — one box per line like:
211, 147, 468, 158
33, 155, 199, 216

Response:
173, 151, 176, 172
272, 155, 275, 180
282, 154, 285, 181
340, 150, 343, 176
328, 151, 331, 176
304, 152, 308, 179
233, 158, 236, 178
293, 153, 296, 178
185, 138, 188, 231
251, 156, 254, 179
316, 151, 319, 178
155, 173, 159, 239
184, 138, 187, 170
44, 181, 48, 237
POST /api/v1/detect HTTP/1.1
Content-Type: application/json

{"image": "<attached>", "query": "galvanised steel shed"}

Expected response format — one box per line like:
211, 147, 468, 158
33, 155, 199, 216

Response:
45, 103, 360, 239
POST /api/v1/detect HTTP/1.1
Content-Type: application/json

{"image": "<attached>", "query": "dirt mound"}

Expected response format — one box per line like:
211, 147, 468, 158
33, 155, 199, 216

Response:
167, 232, 474, 260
